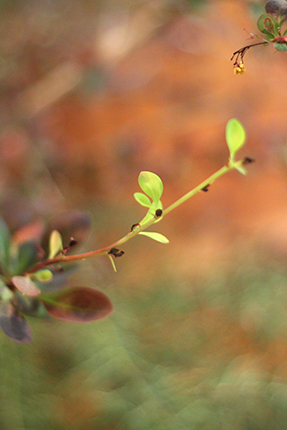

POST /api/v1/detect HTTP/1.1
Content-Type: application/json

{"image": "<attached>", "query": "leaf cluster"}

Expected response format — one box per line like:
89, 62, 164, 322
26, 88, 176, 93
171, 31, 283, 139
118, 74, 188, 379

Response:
257, 11, 287, 51
0, 212, 113, 343
134, 171, 169, 244
231, 1, 287, 73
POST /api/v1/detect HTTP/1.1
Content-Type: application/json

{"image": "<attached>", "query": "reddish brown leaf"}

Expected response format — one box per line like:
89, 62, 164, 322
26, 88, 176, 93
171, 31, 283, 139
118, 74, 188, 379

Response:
12, 276, 41, 296
12, 218, 45, 245
40, 287, 113, 322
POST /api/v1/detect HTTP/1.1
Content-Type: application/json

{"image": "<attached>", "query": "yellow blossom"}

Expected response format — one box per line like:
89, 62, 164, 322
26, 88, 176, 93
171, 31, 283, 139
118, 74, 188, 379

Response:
234, 61, 246, 75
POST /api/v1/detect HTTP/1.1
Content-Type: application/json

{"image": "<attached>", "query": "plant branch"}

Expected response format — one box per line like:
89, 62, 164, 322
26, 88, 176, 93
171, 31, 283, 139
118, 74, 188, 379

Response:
231, 41, 269, 66
163, 163, 231, 216
26, 159, 248, 274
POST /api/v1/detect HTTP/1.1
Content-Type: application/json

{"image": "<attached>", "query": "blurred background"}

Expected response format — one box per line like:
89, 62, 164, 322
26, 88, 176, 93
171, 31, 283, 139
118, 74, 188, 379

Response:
1, 0, 287, 428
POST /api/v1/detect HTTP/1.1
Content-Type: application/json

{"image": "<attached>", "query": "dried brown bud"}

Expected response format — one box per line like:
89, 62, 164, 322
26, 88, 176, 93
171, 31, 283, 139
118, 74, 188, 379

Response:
265, 0, 287, 20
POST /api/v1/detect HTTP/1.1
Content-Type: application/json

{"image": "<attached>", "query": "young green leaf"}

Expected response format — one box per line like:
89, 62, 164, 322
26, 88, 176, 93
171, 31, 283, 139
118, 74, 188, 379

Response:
0, 284, 14, 301
138, 171, 163, 203
15, 241, 39, 275
138, 232, 169, 243
42, 211, 92, 256
234, 164, 247, 175
274, 42, 287, 51
257, 13, 278, 38
226, 119, 246, 160
134, 192, 152, 208
32, 269, 53, 283
0, 301, 32, 343
0, 216, 11, 273
139, 210, 154, 225
108, 254, 117, 272
139, 200, 163, 225
40, 287, 113, 322
12, 276, 41, 296
48, 230, 63, 259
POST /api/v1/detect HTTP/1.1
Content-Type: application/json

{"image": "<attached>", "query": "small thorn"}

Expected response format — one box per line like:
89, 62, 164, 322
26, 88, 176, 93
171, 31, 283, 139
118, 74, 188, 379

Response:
69, 237, 78, 247
242, 156, 255, 164
155, 209, 163, 218
61, 237, 78, 255
108, 247, 125, 257
201, 184, 210, 192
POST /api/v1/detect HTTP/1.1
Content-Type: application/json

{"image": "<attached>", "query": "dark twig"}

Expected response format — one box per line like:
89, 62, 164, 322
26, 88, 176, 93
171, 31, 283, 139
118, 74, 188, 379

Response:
231, 41, 269, 67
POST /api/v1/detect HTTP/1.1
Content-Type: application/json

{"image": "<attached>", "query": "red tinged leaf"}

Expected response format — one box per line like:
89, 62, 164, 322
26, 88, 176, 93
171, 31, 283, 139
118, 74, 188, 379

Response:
40, 287, 113, 322
0, 301, 32, 343
12, 276, 41, 296
12, 218, 45, 245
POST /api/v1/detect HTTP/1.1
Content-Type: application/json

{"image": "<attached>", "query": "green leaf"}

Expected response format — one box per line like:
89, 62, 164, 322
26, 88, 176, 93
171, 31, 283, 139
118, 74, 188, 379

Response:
139, 200, 163, 225
0, 301, 32, 343
263, 32, 276, 41
42, 211, 92, 256
274, 42, 287, 51
257, 13, 278, 37
139, 232, 169, 243
40, 287, 113, 322
15, 241, 39, 275
134, 192, 152, 208
0, 216, 11, 273
139, 210, 154, 225
108, 254, 117, 272
32, 269, 53, 283
0, 284, 14, 301
48, 230, 63, 259
235, 164, 247, 175
12, 276, 41, 296
13, 292, 44, 316
226, 119, 246, 160
138, 171, 163, 203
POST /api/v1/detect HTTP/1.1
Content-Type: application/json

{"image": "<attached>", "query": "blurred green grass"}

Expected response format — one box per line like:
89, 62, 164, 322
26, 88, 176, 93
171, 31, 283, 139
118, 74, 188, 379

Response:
1, 250, 287, 429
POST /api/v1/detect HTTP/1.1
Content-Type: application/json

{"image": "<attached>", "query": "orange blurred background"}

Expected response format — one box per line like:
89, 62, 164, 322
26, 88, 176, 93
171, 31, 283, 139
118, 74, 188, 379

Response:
2, 0, 287, 262
1, 1, 287, 429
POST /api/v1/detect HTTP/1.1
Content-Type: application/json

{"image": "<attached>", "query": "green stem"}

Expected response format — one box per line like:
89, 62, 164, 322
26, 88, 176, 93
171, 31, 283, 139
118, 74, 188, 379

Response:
26, 216, 157, 274
26, 160, 243, 274
163, 163, 232, 216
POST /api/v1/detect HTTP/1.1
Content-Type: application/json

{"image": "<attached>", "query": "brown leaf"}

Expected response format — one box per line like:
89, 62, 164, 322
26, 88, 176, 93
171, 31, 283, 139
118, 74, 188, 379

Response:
12, 276, 41, 296
41, 286, 113, 322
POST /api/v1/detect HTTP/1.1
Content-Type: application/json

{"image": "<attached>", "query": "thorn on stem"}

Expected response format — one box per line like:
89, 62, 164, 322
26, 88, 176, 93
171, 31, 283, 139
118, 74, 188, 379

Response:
201, 184, 210, 192
61, 237, 78, 255
242, 156, 255, 164
108, 248, 125, 258
155, 209, 163, 218
69, 238, 78, 247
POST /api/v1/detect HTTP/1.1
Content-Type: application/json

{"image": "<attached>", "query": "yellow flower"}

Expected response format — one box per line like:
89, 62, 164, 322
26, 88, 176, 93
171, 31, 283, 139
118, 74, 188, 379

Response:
234, 61, 246, 75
